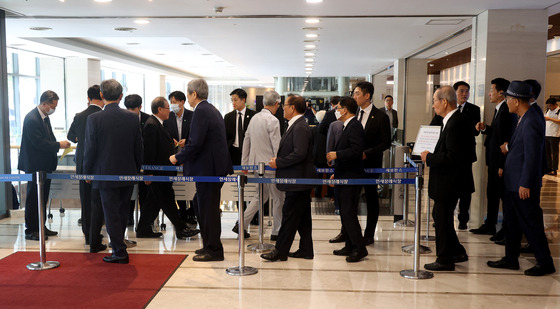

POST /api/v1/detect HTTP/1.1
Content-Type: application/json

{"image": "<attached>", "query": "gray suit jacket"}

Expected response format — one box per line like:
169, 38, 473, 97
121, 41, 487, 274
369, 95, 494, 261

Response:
241, 109, 281, 168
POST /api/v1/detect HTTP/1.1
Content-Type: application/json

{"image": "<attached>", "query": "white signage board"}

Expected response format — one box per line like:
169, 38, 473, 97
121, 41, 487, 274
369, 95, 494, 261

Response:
412, 125, 441, 155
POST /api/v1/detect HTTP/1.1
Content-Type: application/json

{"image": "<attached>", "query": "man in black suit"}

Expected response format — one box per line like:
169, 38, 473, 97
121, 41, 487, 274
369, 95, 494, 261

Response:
124, 94, 150, 226
163, 91, 197, 226
326, 96, 368, 262
421, 86, 469, 271
471, 78, 515, 236
261, 94, 318, 262
380, 95, 398, 140
319, 96, 340, 136
18, 90, 71, 241
83, 79, 143, 264
224, 88, 256, 165
329, 81, 391, 245
137, 97, 199, 240
170, 78, 233, 262
67, 85, 106, 251
487, 81, 555, 276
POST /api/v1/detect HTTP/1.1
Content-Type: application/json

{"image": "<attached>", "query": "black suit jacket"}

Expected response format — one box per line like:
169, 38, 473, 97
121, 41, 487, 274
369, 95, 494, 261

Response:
334, 118, 365, 179
275, 116, 318, 191
482, 102, 517, 169
362, 105, 391, 169
224, 108, 256, 149
380, 107, 398, 128
18, 107, 60, 173
67, 104, 103, 173
143, 115, 177, 176
319, 109, 337, 136
83, 103, 144, 188
163, 109, 193, 146
140, 111, 150, 133
426, 111, 473, 201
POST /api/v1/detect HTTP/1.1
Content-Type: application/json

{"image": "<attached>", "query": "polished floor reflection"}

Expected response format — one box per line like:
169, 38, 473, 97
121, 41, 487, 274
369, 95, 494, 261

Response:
1, 175, 559, 308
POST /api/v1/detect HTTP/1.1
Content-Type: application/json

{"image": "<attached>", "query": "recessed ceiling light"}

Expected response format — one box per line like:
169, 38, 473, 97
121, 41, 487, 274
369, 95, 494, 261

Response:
305, 64, 314, 67
114, 27, 136, 32
306, 33, 318, 38
134, 19, 150, 24
305, 52, 315, 56
306, 0, 323, 3
305, 58, 314, 62
302, 27, 321, 31
29, 27, 52, 31
305, 44, 316, 48
306, 19, 320, 24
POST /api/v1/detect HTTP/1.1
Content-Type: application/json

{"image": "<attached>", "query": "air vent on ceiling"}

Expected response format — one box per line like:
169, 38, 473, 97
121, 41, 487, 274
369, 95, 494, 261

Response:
29, 27, 52, 31
426, 19, 465, 26
114, 27, 137, 32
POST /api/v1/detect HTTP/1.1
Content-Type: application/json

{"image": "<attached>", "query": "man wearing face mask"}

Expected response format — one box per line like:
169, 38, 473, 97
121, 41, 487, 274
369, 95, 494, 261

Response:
18, 90, 71, 241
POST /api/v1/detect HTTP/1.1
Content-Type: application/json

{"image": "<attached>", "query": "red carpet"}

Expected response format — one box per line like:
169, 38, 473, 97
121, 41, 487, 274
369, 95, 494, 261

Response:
0, 251, 187, 308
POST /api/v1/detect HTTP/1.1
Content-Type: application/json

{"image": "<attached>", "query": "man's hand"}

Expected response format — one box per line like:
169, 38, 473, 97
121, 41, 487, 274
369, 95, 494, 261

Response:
420, 150, 430, 162
326, 151, 337, 162
519, 186, 530, 200
475, 122, 486, 131
59, 141, 71, 148
498, 168, 503, 177
86, 180, 91, 184
500, 142, 509, 154
178, 139, 186, 147
242, 170, 248, 175
329, 174, 335, 188
362, 152, 367, 160
269, 157, 277, 169
144, 175, 152, 185
169, 155, 178, 165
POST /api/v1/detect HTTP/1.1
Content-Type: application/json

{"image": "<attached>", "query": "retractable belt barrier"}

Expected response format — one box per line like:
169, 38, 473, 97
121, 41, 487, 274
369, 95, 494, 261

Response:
0, 174, 33, 182
141, 164, 419, 174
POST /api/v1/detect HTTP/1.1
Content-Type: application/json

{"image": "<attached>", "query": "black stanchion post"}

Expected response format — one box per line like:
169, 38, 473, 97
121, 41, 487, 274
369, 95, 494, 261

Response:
395, 150, 414, 227
227, 174, 258, 276
248, 162, 275, 253
27, 171, 60, 271
400, 163, 433, 279
402, 158, 431, 254
422, 191, 435, 241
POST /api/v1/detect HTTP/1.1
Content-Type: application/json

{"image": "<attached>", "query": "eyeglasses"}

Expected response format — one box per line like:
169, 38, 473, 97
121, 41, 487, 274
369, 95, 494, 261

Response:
336, 106, 346, 110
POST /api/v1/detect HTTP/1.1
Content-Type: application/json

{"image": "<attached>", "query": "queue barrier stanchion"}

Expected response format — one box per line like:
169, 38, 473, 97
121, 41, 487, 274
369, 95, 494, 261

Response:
422, 191, 436, 241
400, 163, 433, 280
247, 162, 275, 253
402, 159, 432, 255
27, 171, 60, 271
394, 151, 414, 227
227, 174, 258, 276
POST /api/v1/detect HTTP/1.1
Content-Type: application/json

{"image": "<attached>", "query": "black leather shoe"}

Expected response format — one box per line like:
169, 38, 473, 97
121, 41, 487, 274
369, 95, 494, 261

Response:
329, 232, 346, 243
469, 224, 495, 235
494, 238, 506, 246
193, 253, 224, 262
487, 257, 519, 270
45, 228, 58, 236
260, 249, 287, 262
333, 247, 352, 256
25, 232, 47, 241
453, 253, 469, 263
232, 223, 250, 238
490, 228, 505, 242
195, 248, 207, 255
458, 222, 467, 230
524, 264, 556, 276
90, 243, 108, 253
270, 235, 278, 241
364, 237, 375, 246
103, 255, 129, 264
346, 250, 368, 262
176, 228, 200, 239
519, 243, 533, 253
137, 231, 163, 238
288, 249, 314, 260
424, 261, 455, 271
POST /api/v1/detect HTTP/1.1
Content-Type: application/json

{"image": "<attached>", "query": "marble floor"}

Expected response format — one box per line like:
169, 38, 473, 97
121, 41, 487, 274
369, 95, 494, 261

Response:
1, 175, 559, 309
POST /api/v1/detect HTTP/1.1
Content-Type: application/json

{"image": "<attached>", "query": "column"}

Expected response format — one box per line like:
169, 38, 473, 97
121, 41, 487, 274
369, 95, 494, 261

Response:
0, 10, 11, 216
64, 58, 101, 129
399, 58, 432, 143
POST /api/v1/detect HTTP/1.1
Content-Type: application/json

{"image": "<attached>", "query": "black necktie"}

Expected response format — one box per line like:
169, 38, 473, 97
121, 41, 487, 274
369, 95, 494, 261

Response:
238, 112, 243, 148
44, 117, 54, 141
493, 108, 498, 119
358, 110, 364, 123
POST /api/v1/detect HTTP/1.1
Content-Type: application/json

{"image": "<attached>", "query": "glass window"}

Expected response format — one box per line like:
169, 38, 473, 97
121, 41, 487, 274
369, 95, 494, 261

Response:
17, 52, 38, 76
7, 51, 13, 74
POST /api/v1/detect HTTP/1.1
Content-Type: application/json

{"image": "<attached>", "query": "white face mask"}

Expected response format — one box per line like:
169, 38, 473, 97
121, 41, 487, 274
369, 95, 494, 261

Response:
335, 110, 342, 120
170, 104, 180, 114
46, 106, 55, 115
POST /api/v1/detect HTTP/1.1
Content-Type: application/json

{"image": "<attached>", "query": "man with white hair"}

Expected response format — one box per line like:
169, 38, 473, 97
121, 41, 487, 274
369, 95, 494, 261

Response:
234, 90, 284, 240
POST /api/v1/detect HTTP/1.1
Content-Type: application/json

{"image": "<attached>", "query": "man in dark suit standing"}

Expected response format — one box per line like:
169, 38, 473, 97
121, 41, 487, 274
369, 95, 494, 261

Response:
67, 85, 105, 249
471, 78, 515, 236
170, 79, 233, 262
421, 86, 469, 271
329, 81, 390, 246
261, 94, 317, 262
380, 95, 398, 140
319, 96, 340, 136
164, 91, 196, 225
326, 96, 368, 262
224, 88, 256, 165
137, 97, 199, 240
487, 81, 555, 276
124, 94, 150, 226
83, 79, 143, 264
18, 90, 71, 241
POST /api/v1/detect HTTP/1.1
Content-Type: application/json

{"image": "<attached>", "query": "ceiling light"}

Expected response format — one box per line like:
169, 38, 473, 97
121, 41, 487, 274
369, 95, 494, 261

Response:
305, 58, 314, 62
306, 0, 323, 3
305, 64, 314, 67
305, 52, 315, 56
134, 19, 150, 24
306, 33, 318, 38
305, 44, 316, 48
29, 27, 52, 31
306, 19, 320, 24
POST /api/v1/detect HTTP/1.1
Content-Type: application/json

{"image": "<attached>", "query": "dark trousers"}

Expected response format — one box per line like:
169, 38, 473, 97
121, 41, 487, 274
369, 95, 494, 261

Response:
485, 165, 504, 226
129, 181, 147, 223
89, 188, 105, 247
99, 186, 134, 258
545, 136, 560, 172
363, 184, 380, 238
79, 180, 92, 242
504, 191, 553, 267
275, 190, 313, 256
336, 186, 365, 252
458, 164, 473, 224
229, 146, 242, 166
24, 177, 51, 234
137, 182, 186, 234
196, 182, 224, 258
433, 197, 466, 264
